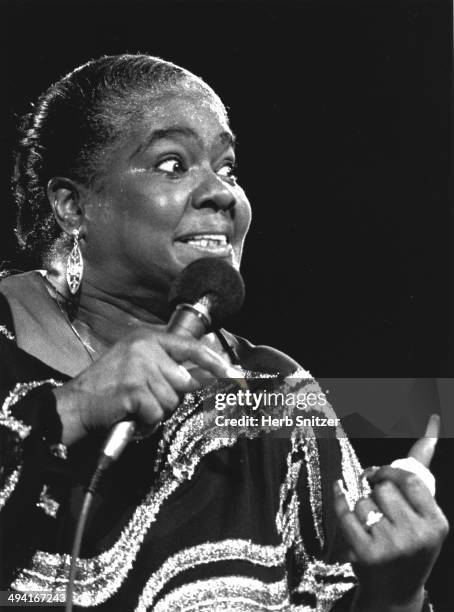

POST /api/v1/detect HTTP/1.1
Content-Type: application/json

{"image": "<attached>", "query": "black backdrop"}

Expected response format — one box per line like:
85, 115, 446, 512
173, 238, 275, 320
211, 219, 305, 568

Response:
1, 0, 452, 608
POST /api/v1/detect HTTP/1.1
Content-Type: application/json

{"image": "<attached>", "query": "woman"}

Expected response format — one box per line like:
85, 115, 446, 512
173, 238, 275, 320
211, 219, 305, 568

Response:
0, 54, 448, 611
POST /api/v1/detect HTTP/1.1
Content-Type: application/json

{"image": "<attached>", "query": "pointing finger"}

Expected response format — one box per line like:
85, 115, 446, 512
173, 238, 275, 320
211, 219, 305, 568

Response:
407, 414, 440, 468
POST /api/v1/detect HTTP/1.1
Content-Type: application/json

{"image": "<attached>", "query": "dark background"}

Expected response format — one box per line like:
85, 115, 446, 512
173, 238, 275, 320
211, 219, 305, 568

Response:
1, 0, 452, 608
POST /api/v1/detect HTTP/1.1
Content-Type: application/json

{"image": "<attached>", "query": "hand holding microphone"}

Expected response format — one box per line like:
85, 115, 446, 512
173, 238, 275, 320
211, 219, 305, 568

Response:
53, 258, 245, 451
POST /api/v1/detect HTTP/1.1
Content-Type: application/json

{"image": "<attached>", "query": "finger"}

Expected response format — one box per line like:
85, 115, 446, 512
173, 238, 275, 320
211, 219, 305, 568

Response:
371, 479, 417, 524
333, 536, 359, 564
345, 549, 359, 564
132, 391, 165, 429
184, 365, 219, 386
333, 481, 372, 555
146, 372, 181, 414
157, 353, 200, 394
391, 457, 436, 497
407, 414, 440, 468
368, 466, 437, 517
362, 466, 380, 480
162, 335, 242, 380
201, 347, 247, 389
354, 495, 382, 525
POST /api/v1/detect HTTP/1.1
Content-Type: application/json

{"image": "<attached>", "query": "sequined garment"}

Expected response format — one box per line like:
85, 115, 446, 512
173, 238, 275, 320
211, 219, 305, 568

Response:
0, 288, 366, 611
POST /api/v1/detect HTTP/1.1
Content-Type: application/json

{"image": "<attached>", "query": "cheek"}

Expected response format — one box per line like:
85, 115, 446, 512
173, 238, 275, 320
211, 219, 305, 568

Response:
235, 189, 252, 240
102, 182, 186, 231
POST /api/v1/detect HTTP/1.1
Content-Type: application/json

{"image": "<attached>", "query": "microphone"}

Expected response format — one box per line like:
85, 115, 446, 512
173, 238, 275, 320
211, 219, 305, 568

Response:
167, 256, 246, 336
98, 258, 245, 467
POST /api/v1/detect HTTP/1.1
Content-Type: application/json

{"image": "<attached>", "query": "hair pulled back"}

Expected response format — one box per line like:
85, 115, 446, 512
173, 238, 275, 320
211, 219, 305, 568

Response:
12, 53, 222, 262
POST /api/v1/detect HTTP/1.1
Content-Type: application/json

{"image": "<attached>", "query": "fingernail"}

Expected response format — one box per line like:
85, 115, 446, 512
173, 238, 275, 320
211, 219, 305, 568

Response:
424, 414, 440, 439
361, 466, 380, 480
177, 365, 192, 382
203, 347, 248, 389
225, 367, 248, 390
334, 479, 346, 496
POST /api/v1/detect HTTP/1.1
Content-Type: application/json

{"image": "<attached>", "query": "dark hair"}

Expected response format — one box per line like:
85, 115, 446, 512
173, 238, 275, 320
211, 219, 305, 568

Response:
12, 53, 224, 262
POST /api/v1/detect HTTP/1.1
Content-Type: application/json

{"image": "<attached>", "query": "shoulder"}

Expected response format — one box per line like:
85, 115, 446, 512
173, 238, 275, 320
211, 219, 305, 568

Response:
0, 273, 17, 341
0, 269, 43, 297
222, 329, 306, 377
0, 270, 42, 339
0, 272, 69, 382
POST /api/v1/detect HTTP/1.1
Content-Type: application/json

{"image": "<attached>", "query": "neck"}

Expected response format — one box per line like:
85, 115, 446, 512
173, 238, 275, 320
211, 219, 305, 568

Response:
46, 263, 171, 349
76, 279, 170, 347
43, 269, 233, 366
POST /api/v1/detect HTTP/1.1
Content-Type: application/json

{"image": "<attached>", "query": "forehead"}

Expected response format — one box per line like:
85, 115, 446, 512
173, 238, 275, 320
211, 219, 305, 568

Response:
130, 91, 232, 146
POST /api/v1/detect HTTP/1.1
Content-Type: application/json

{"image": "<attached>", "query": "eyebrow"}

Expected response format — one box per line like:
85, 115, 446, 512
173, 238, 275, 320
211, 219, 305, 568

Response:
133, 126, 236, 158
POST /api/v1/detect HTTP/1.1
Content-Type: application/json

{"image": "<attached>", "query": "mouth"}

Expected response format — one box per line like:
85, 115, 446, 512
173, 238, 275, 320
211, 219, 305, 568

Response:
175, 233, 233, 255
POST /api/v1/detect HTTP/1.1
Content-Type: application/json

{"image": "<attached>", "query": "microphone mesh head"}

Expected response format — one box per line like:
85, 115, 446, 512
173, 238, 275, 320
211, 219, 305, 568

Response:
169, 258, 245, 329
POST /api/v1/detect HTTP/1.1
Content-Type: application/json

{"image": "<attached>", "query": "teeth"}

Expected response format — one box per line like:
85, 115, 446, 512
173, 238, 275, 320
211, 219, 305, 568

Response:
184, 234, 228, 248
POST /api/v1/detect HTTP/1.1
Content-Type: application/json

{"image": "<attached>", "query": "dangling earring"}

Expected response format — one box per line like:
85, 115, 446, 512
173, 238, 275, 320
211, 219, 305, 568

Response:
66, 229, 83, 294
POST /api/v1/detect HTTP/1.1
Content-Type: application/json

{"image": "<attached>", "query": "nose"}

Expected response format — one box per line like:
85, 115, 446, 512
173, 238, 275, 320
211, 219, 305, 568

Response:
191, 172, 236, 213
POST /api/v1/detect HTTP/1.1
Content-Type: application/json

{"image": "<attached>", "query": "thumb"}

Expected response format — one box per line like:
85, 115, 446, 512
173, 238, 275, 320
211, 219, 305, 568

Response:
407, 413, 440, 468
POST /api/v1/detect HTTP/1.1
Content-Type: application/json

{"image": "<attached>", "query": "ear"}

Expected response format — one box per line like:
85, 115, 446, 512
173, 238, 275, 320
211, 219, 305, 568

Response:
47, 177, 86, 236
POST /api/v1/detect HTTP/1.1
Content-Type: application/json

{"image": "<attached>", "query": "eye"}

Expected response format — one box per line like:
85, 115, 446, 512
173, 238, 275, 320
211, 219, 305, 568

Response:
217, 161, 237, 182
156, 157, 185, 175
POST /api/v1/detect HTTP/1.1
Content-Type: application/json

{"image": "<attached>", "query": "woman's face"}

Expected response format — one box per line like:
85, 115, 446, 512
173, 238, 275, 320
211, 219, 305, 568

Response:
82, 90, 252, 295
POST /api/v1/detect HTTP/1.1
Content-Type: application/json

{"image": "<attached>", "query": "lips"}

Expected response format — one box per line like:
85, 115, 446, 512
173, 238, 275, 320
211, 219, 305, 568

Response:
175, 227, 233, 248
176, 227, 231, 240
174, 231, 234, 259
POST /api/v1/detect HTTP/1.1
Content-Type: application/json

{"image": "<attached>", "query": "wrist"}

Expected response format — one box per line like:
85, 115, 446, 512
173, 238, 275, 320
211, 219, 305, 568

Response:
52, 385, 88, 446
352, 586, 426, 612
